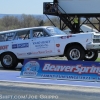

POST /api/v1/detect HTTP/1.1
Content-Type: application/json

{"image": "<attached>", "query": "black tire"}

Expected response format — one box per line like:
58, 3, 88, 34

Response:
19, 59, 24, 65
84, 51, 98, 61
1, 52, 18, 69
65, 45, 85, 61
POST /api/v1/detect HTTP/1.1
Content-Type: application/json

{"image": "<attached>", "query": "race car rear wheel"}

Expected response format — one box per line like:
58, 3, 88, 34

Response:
19, 59, 24, 65
1, 52, 18, 69
84, 51, 98, 61
65, 45, 85, 61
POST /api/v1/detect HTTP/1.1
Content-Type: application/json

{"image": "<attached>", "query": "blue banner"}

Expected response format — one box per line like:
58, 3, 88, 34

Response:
20, 59, 100, 82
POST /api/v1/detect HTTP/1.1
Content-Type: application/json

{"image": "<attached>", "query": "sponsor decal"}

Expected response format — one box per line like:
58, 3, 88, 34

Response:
57, 49, 60, 52
56, 44, 60, 47
0, 45, 8, 50
67, 35, 72, 38
12, 44, 17, 48
27, 52, 32, 55
60, 36, 67, 39
32, 50, 52, 54
26, 50, 52, 55
86, 39, 88, 42
60, 35, 75, 39
17, 53, 26, 56
12, 43, 29, 49
33, 40, 50, 49
43, 64, 100, 75
67, 35, 75, 38
23, 61, 40, 76
41, 74, 91, 80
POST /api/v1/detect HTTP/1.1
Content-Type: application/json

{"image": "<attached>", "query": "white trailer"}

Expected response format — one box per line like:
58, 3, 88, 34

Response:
58, 0, 100, 14
43, 0, 100, 33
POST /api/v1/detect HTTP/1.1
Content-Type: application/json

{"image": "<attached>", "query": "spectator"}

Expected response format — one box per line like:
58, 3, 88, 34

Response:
51, 5, 55, 12
73, 15, 79, 32
54, 4, 58, 13
45, 3, 51, 12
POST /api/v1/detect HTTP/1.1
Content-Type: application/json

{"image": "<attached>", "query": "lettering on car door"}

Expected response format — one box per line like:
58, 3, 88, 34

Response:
30, 29, 55, 57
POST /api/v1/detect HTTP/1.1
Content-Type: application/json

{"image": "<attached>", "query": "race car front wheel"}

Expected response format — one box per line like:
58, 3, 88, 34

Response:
65, 45, 85, 61
1, 52, 18, 69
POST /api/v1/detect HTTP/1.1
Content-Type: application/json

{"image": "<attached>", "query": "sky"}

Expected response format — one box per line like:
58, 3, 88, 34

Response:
0, 0, 53, 15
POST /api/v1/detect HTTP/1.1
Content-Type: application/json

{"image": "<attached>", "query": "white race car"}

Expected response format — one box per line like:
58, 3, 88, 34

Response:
0, 26, 99, 69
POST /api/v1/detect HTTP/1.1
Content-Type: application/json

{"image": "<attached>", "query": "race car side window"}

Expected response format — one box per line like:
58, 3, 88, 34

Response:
32, 29, 49, 38
0, 32, 15, 41
15, 30, 30, 40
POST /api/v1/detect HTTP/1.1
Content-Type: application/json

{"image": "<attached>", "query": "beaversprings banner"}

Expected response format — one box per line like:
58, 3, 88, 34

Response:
20, 59, 100, 82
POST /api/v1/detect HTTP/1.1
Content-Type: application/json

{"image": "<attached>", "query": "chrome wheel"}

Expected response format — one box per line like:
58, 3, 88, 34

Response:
85, 51, 94, 59
1, 52, 18, 69
3, 55, 12, 65
69, 49, 80, 60
84, 51, 98, 61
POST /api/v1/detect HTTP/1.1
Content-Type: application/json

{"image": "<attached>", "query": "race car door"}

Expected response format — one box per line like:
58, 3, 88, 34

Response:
11, 30, 31, 58
30, 28, 55, 58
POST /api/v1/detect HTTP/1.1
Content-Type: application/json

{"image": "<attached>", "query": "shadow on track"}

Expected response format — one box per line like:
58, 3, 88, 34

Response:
0, 63, 22, 71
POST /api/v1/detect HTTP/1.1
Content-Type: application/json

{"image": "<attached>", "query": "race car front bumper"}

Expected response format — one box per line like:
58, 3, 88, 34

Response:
86, 43, 100, 50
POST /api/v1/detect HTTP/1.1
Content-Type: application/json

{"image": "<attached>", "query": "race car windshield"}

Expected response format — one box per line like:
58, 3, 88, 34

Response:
46, 27, 66, 35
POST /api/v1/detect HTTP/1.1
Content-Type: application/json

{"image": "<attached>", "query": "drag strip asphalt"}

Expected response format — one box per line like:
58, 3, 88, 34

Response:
0, 81, 100, 100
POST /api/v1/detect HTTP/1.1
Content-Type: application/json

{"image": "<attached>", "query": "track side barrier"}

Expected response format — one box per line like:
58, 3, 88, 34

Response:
20, 59, 100, 82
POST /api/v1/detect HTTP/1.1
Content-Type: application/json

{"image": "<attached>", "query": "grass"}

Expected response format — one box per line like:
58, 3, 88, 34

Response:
96, 58, 100, 62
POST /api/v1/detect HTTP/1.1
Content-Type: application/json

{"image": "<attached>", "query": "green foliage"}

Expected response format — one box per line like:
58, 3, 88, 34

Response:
0, 14, 60, 31
96, 58, 100, 62
0, 15, 100, 32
